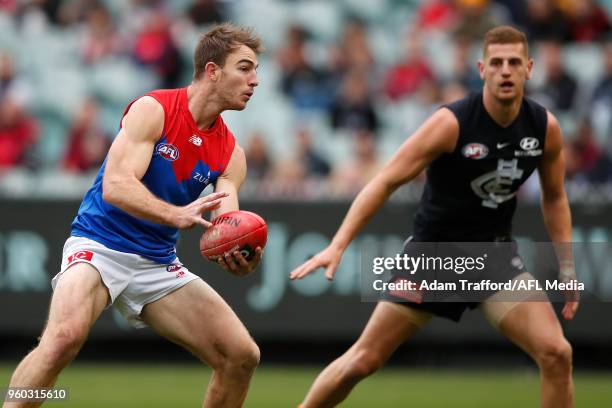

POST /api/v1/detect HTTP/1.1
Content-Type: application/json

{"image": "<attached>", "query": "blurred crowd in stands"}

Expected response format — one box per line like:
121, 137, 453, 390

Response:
0, 0, 610, 201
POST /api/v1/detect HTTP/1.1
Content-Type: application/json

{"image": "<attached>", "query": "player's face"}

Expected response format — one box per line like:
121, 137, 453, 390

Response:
478, 43, 533, 103
217, 45, 259, 110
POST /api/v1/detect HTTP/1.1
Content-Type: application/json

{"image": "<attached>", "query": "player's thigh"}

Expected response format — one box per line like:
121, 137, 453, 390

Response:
141, 279, 254, 366
485, 300, 565, 356
353, 302, 431, 359
45, 262, 110, 337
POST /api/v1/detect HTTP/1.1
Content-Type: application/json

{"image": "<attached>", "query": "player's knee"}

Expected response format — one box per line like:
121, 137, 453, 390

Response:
535, 338, 572, 375
237, 340, 260, 372
223, 339, 260, 375
41, 325, 87, 366
240, 340, 261, 372
346, 348, 383, 380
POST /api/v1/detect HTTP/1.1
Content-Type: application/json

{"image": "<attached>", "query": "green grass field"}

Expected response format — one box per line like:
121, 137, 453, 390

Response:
2, 364, 611, 407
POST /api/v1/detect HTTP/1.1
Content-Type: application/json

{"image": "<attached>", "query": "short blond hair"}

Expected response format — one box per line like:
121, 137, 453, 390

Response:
193, 23, 263, 79
483, 26, 529, 57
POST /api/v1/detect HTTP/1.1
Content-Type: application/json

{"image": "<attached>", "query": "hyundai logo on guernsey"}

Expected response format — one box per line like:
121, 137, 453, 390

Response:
520, 137, 539, 150
515, 137, 542, 157
462, 143, 489, 159
189, 135, 202, 146
156, 143, 180, 161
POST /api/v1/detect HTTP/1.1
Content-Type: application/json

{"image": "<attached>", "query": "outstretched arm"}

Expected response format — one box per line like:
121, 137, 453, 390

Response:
102, 96, 227, 229
290, 108, 459, 280
538, 111, 578, 320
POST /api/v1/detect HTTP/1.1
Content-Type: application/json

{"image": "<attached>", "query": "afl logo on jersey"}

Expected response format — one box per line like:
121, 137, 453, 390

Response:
156, 143, 180, 161
519, 137, 539, 150
462, 143, 489, 159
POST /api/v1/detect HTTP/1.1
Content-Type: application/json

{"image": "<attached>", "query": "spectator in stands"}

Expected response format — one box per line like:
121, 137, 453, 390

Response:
56, 0, 102, 27
530, 40, 577, 112
132, 9, 183, 88
0, 52, 32, 108
0, 97, 39, 170
450, 35, 482, 91
186, 0, 225, 26
453, 0, 498, 42
0, 0, 18, 16
569, 118, 612, 182
329, 69, 379, 132
263, 127, 331, 198
491, 0, 527, 28
267, 157, 308, 198
16, 0, 63, 26
563, 141, 581, 181
416, 79, 444, 112
295, 127, 331, 177
383, 29, 435, 102
591, 38, 612, 154
440, 80, 468, 103
62, 97, 110, 173
565, 0, 611, 43
331, 129, 382, 197
328, 18, 374, 80
79, 3, 122, 64
277, 25, 331, 110
592, 38, 612, 104
416, 0, 458, 32
245, 131, 272, 181
523, 0, 571, 42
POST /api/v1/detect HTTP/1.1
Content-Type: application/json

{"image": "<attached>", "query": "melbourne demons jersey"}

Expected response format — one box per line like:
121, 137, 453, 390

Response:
71, 88, 236, 264
413, 91, 548, 241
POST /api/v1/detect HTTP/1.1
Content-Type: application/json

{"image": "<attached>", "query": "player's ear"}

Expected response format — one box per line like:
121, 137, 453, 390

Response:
525, 58, 534, 80
204, 61, 220, 82
477, 60, 485, 80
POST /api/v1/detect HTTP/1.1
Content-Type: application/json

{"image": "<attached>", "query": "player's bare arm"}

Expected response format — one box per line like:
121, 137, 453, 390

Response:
290, 108, 459, 280
212, 143, 246, 217
213, 143, 263, 276
538, 111, 579, 320
102, 96, 227, 229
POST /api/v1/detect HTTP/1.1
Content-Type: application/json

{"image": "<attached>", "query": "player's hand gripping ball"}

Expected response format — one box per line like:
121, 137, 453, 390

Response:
200, 210, 267, 262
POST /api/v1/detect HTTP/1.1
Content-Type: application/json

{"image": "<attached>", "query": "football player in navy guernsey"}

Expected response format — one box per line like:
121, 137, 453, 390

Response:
5, 24, 263, 408
291, 26, 578, 408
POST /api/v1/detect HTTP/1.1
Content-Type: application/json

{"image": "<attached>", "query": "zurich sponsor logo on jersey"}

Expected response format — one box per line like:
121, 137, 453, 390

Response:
156, 143, 180, 161
462, 143, 489, 159
193, 169, 211, 184
519, 137, 539, 150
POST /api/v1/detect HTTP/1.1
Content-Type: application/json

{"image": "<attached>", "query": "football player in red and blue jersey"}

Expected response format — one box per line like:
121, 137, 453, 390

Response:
5, 24, 263, 408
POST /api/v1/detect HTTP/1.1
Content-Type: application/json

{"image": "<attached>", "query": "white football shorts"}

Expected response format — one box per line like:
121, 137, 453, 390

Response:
52, 236, 200, 328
